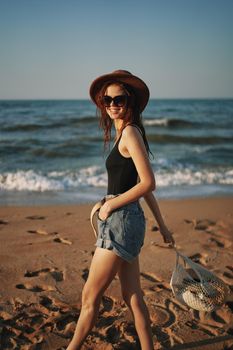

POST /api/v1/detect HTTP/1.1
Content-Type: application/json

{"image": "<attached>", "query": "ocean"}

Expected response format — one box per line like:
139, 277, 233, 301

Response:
0, 99, 233, 206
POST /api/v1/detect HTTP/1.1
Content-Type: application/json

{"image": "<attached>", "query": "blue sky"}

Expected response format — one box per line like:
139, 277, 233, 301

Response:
0, 0, 232, 99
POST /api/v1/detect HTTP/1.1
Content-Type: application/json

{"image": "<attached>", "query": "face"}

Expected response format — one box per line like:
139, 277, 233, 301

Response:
104, 84, 127, 121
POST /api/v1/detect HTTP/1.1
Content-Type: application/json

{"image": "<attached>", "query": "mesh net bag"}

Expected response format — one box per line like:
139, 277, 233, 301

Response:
170, 249, 229, 312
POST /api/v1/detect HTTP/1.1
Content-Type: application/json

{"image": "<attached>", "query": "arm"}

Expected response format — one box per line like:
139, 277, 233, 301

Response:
144, 191, 175, 245
99, 125, 155, 217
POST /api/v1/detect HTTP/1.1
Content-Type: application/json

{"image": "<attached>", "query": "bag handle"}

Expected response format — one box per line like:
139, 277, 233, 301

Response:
90, 198, 105, 238
172, 247, 205, 283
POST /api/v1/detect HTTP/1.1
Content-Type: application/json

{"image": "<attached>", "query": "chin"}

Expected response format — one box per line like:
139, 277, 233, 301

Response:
109, 114, 121, 120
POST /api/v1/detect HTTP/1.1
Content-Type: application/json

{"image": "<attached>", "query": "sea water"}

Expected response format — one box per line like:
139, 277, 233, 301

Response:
0, 99, 232, 205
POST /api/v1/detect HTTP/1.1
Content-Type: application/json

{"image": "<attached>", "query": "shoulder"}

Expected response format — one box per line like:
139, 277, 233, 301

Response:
122, 124, 142, 140
121, 125, 145, 151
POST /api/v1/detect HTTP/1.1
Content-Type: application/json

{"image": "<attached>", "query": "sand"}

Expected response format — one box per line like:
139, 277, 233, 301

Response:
0, 196, 233, 350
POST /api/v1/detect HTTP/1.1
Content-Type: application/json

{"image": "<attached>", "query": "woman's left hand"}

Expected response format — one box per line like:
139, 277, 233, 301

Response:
159, 225, 175, 246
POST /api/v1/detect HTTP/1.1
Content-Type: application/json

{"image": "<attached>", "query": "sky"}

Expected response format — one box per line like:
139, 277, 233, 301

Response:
0, 0, 233, 99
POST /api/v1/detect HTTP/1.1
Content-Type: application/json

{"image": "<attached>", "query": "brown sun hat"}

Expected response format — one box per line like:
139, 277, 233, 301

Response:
89, 69, 150, 112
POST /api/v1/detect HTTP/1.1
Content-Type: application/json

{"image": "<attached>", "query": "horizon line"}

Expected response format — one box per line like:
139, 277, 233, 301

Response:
0, 97, 233, 101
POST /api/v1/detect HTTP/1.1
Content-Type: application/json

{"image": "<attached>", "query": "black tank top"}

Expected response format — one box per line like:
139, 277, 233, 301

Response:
106, 126, 140, 195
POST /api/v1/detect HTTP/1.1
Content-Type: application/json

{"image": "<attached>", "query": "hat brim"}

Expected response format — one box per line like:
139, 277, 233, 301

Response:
89, 72, 149, 112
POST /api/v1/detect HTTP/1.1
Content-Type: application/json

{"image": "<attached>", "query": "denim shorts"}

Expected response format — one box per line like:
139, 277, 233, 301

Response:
95, 200, 145, 263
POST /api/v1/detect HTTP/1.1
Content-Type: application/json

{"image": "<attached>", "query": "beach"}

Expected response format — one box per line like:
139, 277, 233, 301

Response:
1, 196, 233, 349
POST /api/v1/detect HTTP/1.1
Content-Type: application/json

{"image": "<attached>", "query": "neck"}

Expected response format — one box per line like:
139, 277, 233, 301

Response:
114, 119, 124, 134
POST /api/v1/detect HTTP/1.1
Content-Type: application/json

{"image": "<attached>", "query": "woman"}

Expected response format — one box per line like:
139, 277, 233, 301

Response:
67, 70, 174, 350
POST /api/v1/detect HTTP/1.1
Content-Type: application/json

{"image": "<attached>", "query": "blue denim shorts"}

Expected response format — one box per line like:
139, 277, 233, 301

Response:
95, 200, 145, 263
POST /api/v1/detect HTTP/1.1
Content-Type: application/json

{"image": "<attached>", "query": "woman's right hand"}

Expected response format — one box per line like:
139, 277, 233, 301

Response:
159, 225, 175, 246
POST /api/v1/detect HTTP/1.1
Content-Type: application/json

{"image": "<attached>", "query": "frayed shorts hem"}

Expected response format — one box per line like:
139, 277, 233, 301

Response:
95, 238, 139, 263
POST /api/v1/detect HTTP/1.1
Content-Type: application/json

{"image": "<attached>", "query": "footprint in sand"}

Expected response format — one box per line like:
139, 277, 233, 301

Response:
0, 219, 9, 225
24, 267, 64, 282
1, 296, 79, 350
185, 218, 229, 237
101, 295, 114, 312
104, 323, 121, 343
140, 272, 171, 291
36, 296, 79, 338
212, 308, 233, 326
149, 299, 180, 348
226, 265, 233, 273
54, 315, 77, 338
141, 272, 160, 283
223, 266, 233, 283
190, 218, 231, 241
150, 241, 174, 249
186, 218, 232, 251
208, 237, 225, 247
150, 302, 176, 328
15, 282, 55, 292
188, 252, 212, 266
0, 310, 12, 321
221, 266, 233, 287
82, 268, 89, 281
97, 296, 119, 330
26, 215, 46, 220
28, 229, 56, 235
208, 236, 232, 249
151, 225, 159, 232
28, 230, 72, 245
39, 295, 63, 312
97, 296, 137, 346
53, 237, 72, 245
184, 218, 215, 229
194, 219, 216, 231
189, 304, 233, 337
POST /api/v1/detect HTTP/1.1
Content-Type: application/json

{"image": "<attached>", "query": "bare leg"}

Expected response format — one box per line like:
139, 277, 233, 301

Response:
118, 257, 154, 350
67, 247, 123, 350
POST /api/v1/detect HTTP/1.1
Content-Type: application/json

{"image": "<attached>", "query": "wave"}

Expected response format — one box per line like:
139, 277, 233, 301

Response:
2, 116, 96, 132
148, 134, 233, 144
144, 118, 200, 128
0, 167, 107, 192
155, 168, 233, 187
3, 124, 46, 132
144, 117, 233, 129
1, 167, 233, 192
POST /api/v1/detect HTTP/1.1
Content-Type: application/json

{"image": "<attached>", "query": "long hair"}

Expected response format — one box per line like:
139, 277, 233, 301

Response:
96, 81, 152, 156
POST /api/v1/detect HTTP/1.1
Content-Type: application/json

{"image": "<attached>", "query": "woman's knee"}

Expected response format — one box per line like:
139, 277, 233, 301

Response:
81, 283, 101, 311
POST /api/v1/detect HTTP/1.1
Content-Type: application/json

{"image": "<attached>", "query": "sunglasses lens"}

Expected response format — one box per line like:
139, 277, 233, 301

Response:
102, 95, 127, 107
102, 96, 112, 107
114, 95, 127, 107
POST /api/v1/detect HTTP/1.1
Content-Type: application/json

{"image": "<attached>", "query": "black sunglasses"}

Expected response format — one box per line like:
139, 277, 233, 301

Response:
102, 95, 128, 107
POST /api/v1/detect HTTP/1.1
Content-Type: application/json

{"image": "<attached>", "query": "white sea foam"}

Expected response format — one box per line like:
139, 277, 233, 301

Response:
155, 169, 233, 187
144, 118, 168, 126
0, 167, 232, 193
0, 170, 63, 192
0, 166, 107, 192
